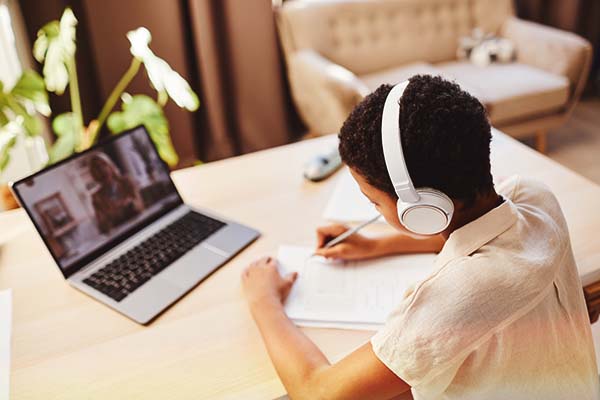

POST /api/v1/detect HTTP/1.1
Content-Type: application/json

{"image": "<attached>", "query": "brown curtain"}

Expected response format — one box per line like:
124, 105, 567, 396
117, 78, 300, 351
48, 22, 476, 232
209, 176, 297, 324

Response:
515, 0, 600, 94
188, 0, 303, 160
515, 0, 581, 30
18, 0, 302, 167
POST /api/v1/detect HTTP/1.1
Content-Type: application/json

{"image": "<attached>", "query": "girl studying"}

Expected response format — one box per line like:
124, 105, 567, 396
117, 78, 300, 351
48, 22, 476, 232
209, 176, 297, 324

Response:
241, 75, 598, 400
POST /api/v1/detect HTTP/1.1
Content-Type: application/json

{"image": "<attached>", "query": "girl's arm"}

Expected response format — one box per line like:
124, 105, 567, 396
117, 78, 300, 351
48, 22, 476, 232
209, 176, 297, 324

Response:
373, 232, 444, 256
315, 224, 444, 260
242, 257, 411, 400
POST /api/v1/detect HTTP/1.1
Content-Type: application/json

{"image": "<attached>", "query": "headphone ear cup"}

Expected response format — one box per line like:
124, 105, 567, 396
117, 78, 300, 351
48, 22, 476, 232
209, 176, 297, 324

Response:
395, 198, 410, 226
397, 189, 454, 235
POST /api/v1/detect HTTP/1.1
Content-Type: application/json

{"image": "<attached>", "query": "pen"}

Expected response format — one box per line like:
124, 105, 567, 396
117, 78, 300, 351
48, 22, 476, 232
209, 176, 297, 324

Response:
321, 214, 381, 250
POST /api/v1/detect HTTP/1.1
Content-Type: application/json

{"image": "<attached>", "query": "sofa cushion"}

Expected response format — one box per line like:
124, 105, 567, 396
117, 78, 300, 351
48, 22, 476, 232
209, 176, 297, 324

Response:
359, 62, 483, 100
437, 62, 570, 124
360, 61, 570, 125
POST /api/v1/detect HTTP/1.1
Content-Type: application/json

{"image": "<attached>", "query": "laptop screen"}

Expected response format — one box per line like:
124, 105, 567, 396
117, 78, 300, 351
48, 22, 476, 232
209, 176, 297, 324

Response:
12, 126, 183, 277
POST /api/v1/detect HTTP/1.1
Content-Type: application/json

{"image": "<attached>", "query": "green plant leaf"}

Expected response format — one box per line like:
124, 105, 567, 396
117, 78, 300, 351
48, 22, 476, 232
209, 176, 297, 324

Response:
127, 27, 199, 111
33, 8, 77, 94
0, 123, 19, 172
0, 82, 9, 124
0, 70, 47, 137
3, 96, 42, 137
10, 70, 50, 117
32, 22, 59, 62
21, 112, 43, 137
49, 112, 78, 163
0, 109, 8, 126
107, 94, 178, 166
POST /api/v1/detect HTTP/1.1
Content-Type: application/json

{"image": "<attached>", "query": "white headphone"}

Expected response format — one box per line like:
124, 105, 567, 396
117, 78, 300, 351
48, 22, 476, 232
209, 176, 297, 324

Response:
381, 81, 454, 235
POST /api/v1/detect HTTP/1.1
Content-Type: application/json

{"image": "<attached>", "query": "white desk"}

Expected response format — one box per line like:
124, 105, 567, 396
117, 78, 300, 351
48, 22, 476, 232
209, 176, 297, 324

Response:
2, 131, 600, 399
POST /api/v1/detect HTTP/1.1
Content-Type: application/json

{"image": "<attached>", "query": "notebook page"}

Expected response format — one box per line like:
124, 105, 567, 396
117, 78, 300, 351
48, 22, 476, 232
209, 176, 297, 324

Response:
0, 289, 12, 400
322, 169, 383, 223
277, 246, 437, 329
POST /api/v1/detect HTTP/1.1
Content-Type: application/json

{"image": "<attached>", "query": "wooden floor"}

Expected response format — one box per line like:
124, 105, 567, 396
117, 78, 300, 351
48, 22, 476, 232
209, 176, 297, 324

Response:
540, 97, 600, 184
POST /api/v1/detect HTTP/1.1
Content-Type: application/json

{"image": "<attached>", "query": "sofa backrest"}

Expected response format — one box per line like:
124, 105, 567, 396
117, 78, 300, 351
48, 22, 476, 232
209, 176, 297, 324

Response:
277, 0, 515, 75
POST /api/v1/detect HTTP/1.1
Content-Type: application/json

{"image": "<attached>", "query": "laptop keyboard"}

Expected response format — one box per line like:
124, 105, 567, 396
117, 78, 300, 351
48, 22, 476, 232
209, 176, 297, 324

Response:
83, 211, 226, 302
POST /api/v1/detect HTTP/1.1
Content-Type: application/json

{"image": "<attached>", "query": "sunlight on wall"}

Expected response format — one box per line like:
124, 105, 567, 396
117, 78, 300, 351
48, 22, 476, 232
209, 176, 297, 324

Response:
0, 3, 21, 88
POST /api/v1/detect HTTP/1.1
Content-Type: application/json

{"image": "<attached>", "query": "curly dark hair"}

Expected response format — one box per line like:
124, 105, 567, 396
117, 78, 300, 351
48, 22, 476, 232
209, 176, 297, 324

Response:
338, 75, 493, 205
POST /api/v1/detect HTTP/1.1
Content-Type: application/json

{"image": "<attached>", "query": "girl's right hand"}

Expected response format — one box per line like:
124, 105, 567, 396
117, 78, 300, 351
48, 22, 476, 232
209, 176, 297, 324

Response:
314, 224, 378, 260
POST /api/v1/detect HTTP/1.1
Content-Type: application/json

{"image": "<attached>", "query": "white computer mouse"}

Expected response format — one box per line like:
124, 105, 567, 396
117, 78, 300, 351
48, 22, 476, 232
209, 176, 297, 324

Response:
303, 145, 342, 182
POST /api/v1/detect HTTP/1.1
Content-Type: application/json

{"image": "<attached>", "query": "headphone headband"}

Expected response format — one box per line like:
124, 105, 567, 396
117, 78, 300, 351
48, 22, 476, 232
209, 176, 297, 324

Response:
380, 80, 454, 235
381, 81, 419, 203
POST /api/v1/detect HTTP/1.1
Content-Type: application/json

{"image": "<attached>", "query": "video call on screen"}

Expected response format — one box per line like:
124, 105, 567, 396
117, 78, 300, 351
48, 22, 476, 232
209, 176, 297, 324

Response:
16, 128, 180, 271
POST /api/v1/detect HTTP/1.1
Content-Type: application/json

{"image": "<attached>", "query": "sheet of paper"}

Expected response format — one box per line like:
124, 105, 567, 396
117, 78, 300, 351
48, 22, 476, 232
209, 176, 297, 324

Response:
322, 168, 383, 223
0, 289, 12, 400
278, 246, 437, 330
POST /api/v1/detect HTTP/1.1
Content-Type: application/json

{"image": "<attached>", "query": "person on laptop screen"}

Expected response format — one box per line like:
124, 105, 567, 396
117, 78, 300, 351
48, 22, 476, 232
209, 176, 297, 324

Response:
89, 152, 143, 234
240, 75, 599, 399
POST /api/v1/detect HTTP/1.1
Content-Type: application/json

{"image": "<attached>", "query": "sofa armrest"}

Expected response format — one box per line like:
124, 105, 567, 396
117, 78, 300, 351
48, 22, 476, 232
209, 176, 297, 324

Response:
288, 49, 369, 134
501, 16, 592, 108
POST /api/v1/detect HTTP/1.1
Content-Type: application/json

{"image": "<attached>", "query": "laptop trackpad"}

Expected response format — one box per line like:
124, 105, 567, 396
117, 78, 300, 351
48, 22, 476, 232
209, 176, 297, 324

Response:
160, 245, 227, 289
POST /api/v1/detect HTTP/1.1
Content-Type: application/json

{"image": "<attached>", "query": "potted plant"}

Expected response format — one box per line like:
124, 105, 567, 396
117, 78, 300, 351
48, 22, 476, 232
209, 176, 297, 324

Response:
0, 8, 199, 209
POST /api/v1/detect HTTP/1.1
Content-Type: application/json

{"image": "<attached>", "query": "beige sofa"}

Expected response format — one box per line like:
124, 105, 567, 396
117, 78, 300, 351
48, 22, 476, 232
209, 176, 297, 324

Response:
276, 0, 592, 151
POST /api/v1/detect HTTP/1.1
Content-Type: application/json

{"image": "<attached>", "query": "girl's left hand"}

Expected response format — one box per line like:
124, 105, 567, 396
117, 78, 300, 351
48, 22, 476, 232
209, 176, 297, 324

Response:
241, 256, 298, 309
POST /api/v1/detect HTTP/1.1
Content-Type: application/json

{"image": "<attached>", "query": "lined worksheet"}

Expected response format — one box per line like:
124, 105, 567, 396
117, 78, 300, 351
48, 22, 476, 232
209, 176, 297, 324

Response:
322, 169, 383, 224
0, 289, 12, 400
277, 246, 437, 330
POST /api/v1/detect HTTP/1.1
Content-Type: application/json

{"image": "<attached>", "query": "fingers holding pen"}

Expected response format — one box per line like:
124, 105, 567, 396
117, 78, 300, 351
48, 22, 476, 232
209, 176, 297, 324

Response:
316, 224, 350, 248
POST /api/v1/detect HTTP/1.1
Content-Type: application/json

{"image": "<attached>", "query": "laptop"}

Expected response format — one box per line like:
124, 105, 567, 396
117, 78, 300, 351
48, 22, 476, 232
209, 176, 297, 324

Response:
11, 125, 259, 324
